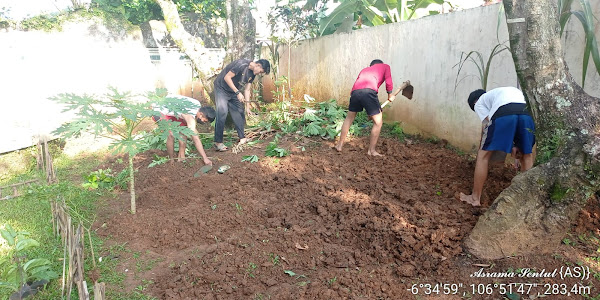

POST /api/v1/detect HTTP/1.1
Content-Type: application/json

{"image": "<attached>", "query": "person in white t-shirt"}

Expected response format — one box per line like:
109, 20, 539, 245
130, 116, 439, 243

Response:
153, 95, 216, 166
459, 87, 536, 207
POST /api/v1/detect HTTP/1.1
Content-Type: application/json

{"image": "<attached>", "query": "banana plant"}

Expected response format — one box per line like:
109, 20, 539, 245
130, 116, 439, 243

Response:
558, 0, 600, 88
318, 0, 448, 36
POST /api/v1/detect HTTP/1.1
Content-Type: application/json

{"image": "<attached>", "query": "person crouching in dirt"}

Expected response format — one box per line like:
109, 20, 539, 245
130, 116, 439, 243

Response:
213, 58, 271, 152
459, 87, 536, 207
335, 59, 409, 156
153, 95, 216, 166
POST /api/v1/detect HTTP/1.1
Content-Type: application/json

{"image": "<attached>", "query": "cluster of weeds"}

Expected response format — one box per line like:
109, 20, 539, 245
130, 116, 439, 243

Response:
245, 262, 257, 278
389, 122, 406, 141
268, 253, 280, 266
257, 97, 371, 140
147, 154, 170, 168
265, 135, 289, 157
232, 203, 243, 213
536, 127, 567, 164
82, 168, 115, 189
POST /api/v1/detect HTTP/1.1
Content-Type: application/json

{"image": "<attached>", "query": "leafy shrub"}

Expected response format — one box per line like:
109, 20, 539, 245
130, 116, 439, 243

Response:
388, 122, 406, 141
115, 168, 130, 191
0, 224, 58, 294
148, 155, 169, 168
82, 169, 114, 189
265, 136, 289, 157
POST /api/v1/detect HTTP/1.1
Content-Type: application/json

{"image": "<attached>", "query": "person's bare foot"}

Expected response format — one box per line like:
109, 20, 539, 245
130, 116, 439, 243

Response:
459, 192, 481, 207
367, 150, 383, 157
334, 144, 342, 152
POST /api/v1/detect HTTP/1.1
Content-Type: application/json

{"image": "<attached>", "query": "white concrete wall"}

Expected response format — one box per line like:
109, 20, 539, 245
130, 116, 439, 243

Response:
562, 1, 600, 96
0, 18, 223, 153
279, 2, 600, 151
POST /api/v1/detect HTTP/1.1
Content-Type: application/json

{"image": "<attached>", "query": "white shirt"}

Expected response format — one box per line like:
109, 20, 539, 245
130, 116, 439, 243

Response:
156, 94, 200, 117
474, 87, 525, 121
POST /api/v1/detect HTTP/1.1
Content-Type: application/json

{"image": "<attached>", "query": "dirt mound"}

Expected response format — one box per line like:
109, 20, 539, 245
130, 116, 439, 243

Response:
95, 137, 598, 299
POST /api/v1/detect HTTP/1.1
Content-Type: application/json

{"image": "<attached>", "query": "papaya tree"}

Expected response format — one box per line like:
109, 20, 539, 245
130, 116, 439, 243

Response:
464, 0, 600, 259
52, 88, 198, 214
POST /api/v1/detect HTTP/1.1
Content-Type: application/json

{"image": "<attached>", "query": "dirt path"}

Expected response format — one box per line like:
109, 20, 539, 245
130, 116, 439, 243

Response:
95, 137, 599, 299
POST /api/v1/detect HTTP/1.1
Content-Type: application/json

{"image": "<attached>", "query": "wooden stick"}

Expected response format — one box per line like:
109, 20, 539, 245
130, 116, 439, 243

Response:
93, 282, 105, 300
87, 227, 96, 269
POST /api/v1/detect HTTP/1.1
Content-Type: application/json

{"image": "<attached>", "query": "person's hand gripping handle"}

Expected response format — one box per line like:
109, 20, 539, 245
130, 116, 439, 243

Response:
381, 80, 411, 108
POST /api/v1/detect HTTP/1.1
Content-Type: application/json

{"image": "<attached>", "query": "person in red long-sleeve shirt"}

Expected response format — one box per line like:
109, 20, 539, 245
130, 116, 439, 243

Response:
335, 59, 395, 156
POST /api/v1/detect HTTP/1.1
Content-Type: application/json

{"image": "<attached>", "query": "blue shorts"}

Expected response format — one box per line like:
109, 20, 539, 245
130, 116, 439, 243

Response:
348, 89, 381, 116
482, 115, 535, 154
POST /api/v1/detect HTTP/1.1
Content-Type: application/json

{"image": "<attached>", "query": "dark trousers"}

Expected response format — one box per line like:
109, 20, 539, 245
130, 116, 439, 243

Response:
214, 88, 246, 143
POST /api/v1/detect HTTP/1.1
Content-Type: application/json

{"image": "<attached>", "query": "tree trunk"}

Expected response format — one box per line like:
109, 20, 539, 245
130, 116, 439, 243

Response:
464, 0, 600, 259
154, 0, 216, 99
225, 0, 256, 63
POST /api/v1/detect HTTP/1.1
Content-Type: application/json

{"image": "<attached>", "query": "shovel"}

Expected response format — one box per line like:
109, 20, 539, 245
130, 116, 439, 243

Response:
381, 82, 414, 108
193, 165, 213, 177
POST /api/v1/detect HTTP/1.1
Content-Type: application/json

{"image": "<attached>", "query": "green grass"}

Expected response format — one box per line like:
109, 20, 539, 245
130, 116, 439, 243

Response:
0, 141, 155, 299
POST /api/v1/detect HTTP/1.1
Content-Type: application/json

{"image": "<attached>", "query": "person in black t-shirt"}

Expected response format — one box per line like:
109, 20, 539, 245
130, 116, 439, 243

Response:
213, 58, 270, 151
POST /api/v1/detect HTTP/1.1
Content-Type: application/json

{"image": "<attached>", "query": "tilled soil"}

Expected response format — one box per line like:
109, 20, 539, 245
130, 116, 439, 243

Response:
95, 137, 600, 299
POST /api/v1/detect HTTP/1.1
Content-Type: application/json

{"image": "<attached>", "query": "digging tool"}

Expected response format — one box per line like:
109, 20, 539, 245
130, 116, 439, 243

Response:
193, 165, 213, 177
381, 81, 414, 108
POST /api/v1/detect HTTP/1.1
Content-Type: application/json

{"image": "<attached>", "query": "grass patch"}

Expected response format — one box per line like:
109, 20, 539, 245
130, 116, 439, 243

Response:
0, 141, 153, 299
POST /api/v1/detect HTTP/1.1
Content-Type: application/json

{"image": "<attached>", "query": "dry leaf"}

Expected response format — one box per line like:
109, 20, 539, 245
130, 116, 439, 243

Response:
295, 242, 308, 250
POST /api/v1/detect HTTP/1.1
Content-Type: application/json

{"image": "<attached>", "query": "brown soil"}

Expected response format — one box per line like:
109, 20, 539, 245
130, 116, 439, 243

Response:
95, 136, 600, 299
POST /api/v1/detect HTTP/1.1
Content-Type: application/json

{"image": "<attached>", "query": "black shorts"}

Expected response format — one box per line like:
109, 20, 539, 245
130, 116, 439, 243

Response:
348, 89, 381, 116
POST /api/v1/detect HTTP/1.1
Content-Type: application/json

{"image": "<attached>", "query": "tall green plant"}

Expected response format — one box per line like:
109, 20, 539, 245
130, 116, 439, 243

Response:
51, 88, 197, 214
454, 4, 509, 91
558, 0, 600, 88
454, 43, 509, 90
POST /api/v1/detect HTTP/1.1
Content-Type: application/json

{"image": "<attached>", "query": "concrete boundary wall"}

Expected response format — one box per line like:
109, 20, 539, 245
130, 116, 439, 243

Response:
0, 19, 224, 154
279, 3, 600, 151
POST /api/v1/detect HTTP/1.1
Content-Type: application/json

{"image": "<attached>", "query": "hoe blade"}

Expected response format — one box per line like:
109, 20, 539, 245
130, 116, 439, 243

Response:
194, 165, 213, 177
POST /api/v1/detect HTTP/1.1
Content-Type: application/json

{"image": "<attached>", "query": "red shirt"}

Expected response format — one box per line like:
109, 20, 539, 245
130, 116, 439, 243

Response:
351, 63, 393, 94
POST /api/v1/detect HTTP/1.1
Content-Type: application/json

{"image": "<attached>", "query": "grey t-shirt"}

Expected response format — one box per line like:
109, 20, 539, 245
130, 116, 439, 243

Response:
214, 59, 256, 95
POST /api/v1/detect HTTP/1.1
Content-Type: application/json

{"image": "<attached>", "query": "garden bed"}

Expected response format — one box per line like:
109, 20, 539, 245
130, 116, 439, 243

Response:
94, 136, 600, 299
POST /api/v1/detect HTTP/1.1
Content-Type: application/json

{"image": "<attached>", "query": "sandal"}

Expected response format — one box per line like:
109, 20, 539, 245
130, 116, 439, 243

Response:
217, 165, 231, 174
215, 143, 229, 152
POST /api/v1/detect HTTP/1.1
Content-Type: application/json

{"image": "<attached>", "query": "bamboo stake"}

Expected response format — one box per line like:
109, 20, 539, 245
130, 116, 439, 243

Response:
93, 283, 105, 300
61, 239, 67, 299
36, 138, 43, 170
87, 228, 96, 269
